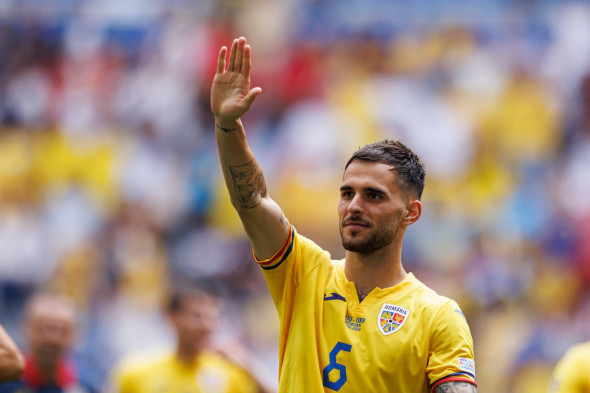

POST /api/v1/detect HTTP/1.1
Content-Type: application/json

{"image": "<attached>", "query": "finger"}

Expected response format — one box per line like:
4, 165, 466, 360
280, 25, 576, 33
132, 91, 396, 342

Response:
243, 44, 253, 77
228, 39, 238, 72
216, 46, 227, 74
243, 87, 262, 109
235, 37, 246, 75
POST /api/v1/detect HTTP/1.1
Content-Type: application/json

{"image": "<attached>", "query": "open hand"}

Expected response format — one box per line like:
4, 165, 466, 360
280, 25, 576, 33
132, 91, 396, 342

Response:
211, 37, 262, 124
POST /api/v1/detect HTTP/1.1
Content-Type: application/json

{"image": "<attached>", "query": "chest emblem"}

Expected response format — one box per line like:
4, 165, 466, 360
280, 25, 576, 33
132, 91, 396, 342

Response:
378, 303, 410, 335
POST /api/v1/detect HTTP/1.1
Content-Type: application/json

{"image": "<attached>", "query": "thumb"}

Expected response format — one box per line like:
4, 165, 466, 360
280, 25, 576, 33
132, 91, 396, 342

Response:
243, 87, 262, 109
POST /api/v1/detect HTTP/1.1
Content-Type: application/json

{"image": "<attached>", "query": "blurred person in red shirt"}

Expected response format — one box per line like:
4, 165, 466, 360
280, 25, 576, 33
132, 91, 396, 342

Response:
0, 292, 96, 393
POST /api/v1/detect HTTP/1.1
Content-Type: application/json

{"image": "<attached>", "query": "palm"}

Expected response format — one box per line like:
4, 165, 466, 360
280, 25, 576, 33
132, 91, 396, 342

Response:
212, 72, 250, 119
211, 37, 261, 122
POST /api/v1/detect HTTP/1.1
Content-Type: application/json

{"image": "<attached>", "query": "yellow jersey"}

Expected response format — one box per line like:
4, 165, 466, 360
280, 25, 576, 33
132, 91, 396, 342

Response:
255, 226, 476, 393
550, 341, 590, 393
110, 351, 258, 393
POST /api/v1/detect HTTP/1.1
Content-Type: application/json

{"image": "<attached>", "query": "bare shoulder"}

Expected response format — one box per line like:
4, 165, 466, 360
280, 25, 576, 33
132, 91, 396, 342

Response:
435, 381, 477, 393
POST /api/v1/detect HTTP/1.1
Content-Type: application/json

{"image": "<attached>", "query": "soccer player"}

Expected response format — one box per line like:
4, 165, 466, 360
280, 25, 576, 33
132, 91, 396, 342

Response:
109, 286, 276, 393
549, 341, 590, 392
210, 37, 477, 393
0, 292, 96, 393
0, 325, 24, 383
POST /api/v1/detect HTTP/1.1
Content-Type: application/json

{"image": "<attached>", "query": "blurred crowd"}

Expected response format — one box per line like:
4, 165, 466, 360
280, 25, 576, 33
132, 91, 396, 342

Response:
0, 0, 589, 392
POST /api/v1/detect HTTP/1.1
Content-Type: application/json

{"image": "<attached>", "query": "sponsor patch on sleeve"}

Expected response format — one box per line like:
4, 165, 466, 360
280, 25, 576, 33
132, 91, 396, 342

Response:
458, 357, 475, 376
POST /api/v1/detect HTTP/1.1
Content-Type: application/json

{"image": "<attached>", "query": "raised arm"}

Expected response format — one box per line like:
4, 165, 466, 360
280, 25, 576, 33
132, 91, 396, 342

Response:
211, 37, 289, 259
0, 324, 24, 383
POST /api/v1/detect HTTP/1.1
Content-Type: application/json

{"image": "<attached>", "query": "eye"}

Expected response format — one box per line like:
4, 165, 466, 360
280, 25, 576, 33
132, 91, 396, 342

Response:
341, 190, 354, 198
368, 192, 381, 199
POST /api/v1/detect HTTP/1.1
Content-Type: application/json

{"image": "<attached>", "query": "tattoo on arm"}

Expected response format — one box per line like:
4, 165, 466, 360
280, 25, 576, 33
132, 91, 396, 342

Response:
435, 381, 477, 393
216, 123, 236, 133
229, 159, 268, 209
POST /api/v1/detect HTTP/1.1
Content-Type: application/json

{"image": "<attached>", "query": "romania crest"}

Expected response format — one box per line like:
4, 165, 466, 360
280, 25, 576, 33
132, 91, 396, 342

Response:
378, 303, 410, 335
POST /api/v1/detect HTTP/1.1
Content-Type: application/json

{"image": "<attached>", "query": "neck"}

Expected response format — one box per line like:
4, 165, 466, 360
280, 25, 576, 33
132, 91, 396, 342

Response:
33, 356, 59, 382
38, 364, 58, 383
344, 237, 407, 302
26, 355, 68, 387
176, 344, 199, 365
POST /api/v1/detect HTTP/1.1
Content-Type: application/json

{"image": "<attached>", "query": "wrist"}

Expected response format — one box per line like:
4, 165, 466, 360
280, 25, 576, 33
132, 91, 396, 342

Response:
214, 117, 241, 133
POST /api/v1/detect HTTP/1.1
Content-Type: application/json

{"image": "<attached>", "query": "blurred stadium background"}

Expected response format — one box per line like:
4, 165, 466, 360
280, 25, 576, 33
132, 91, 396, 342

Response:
0, 0, 589, 391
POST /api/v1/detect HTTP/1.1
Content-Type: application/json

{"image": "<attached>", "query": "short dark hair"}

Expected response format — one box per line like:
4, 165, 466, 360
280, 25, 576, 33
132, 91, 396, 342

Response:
167, 281, 220, 314
345, 140, 426, 200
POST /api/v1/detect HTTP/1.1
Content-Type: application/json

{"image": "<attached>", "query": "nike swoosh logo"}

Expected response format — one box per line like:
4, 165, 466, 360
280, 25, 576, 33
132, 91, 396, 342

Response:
324, 293, 346, 301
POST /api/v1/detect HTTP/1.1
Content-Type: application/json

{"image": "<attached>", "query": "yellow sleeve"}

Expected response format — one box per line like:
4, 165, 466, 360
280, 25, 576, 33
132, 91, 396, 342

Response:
550, 346, 590, 393
426, 300, 477, 392
254, 225, 330, 310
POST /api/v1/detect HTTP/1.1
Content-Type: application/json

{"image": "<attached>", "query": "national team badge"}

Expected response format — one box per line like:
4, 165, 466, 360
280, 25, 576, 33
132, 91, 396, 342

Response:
378, 303, 410, 335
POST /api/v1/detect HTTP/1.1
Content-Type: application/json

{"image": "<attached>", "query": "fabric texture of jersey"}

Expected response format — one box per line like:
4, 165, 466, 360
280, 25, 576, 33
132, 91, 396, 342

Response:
109, 351, 258, 393
255, 225, 476, 393
550, 341, 590, 393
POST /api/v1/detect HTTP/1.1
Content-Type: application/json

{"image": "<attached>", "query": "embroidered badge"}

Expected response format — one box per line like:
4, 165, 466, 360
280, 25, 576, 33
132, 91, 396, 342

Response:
345, 315, 365, 332
377, 303, 410, 335
458, 357, 476, 376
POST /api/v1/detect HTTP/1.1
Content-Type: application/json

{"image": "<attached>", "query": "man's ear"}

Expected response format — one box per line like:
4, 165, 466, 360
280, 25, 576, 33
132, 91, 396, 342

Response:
402, 200, 422, 226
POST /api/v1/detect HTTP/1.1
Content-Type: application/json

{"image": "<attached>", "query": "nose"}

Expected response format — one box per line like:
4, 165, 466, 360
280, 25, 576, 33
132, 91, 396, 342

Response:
347, 193, 365, 215
41, 325, 65, 346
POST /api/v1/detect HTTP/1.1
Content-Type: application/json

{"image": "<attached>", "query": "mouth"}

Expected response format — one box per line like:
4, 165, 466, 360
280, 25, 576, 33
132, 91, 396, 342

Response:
342, 218, 371, 230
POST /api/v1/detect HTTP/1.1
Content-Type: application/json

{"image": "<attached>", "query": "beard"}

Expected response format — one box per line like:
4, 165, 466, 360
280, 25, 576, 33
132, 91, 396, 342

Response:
340, 216, 400, 255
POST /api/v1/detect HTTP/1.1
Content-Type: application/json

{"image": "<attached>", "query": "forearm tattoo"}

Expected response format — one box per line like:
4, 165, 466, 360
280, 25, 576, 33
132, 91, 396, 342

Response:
216, 123, 236, 133
435, 382, 477, 393
229, 159, 268, 209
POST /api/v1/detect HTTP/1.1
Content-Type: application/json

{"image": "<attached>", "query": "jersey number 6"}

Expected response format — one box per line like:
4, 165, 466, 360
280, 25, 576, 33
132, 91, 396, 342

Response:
322, 342, 352, 391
